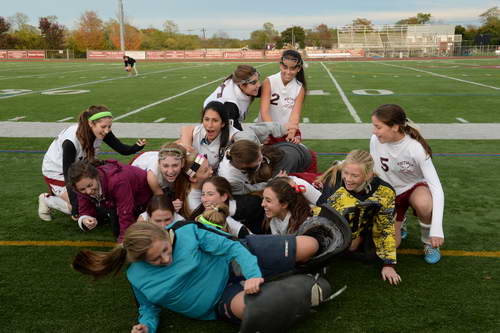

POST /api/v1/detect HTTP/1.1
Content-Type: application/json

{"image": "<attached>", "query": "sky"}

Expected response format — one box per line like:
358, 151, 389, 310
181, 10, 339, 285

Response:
2, 1, 497, 39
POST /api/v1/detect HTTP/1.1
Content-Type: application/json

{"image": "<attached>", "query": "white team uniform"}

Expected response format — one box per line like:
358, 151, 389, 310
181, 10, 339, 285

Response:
42, 124, 103, 183
192, 123, 240, 170
217, 156, 267, 195
370, 134, 444, 238
131, 151, 159, 176
204, 79, 253, 122
258, 72, 303, 124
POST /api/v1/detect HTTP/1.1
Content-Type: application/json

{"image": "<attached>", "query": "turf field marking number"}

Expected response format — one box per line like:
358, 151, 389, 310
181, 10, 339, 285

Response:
41, 90, 90, 95
352, 89, 394, 96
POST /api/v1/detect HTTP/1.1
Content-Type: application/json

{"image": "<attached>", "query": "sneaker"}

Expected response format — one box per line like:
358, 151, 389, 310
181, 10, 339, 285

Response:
38, 193, 52, 221
400, 218, 409, 240
424, 244, 441, 264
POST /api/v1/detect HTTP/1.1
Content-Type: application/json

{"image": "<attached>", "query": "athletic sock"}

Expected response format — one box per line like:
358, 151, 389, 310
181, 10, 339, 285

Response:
419, 220, 431, 245
45, 196, 71, 215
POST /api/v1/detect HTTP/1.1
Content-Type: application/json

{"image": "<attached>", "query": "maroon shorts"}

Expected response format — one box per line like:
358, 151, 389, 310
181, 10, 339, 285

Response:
395, 182, 428, 222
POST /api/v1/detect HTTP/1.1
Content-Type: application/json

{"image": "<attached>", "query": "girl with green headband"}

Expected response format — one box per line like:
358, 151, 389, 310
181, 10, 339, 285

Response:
39, 105, 147, 223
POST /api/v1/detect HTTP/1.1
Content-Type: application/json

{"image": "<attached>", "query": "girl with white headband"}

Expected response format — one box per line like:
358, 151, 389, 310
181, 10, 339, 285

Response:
39, 105, 146, 222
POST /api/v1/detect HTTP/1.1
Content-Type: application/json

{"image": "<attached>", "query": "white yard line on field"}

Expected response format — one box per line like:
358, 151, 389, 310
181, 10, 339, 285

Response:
456, 117, 469, 123
378, 62, 500, 91
8, 116, 26, 121
153, 117, 166, 123
114, 62, 272, 121
0, 64, 210, 100
320, 62, 362, 123
0, 69, 91, 81
57, 117, 74, 122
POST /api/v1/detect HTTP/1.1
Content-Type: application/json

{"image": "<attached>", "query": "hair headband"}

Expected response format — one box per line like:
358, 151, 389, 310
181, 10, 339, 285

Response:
237, 71, 260, 84
198, 215, 224, 229
159, 147, 185, 160
185, 154, 206, 177
88, 111, 112, 121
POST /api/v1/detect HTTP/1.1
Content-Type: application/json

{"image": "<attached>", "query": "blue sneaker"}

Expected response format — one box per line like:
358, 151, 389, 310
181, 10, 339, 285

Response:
424, 244, 441, 264
400, 218, 408, 240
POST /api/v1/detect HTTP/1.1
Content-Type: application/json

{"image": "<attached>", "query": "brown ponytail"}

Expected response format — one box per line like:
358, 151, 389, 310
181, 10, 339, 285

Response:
72, 222, 169, 279
76, 105, 111, 161
372, 104, 432, 158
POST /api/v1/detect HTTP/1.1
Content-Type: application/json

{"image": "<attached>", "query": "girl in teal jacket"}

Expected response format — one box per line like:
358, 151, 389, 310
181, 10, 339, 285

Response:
73, 221, 318, 333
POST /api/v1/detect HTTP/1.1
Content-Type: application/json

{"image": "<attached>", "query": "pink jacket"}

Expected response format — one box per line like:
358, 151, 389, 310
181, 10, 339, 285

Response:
77, 160, 153, 241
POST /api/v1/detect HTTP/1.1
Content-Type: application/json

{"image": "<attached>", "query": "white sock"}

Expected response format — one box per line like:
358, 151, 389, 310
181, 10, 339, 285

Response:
419, 220, 431, 245
45, 196, 71, 215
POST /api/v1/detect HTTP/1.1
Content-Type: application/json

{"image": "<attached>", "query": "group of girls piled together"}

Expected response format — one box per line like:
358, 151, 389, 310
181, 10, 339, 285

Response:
38, 50, 445, 333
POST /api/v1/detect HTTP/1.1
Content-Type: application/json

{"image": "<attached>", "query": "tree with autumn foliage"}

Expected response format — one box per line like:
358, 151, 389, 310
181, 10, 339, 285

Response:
73, 11, 105, 51
39, 16, 65, 49
105, 19, 142, 50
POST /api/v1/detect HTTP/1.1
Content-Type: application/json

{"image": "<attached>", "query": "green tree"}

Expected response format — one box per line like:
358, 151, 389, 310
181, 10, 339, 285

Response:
249, 22, 279, 49
140, 27, 166, 49
279, 26, 305, 49
0, 16, 15, 48
396, 13, 432, 25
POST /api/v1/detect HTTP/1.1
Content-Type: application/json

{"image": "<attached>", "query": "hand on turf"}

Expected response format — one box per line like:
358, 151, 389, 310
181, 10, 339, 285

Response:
136, 139, 147, 147
430, 237, 444, 248
131, 323, 148, 333
381, 266, 401, 285
244, 277, 264, 294
82, 217, 97, 230
172, 199, 183, 213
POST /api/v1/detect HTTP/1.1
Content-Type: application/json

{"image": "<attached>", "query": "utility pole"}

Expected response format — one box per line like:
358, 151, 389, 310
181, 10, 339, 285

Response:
118, 0, 126, 51
201, 27, 206, 51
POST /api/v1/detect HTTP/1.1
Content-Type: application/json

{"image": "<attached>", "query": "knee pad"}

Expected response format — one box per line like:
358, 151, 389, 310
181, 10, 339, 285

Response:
296, 204, 352, 269
240, 274, 338, 333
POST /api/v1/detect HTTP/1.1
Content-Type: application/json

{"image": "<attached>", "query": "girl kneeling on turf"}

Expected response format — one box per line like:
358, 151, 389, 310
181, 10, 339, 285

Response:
73, 221, 319, 332
370, 104, 444, 264
316, 149, 400, 285
39, 105, 146, 221
68, 160, 152, 242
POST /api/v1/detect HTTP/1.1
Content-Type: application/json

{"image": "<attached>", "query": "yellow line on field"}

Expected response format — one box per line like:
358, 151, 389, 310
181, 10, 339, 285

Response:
398, 248, 500, 258
0, 241, 500, 258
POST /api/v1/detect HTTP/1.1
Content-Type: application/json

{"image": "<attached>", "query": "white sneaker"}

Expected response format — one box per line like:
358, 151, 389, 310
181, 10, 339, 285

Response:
38, 193, 52, 221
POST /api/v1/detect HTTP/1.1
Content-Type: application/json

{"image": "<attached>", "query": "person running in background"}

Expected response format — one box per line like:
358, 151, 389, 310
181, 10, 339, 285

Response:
39, 105, 146, 222
370, 104, 444, 264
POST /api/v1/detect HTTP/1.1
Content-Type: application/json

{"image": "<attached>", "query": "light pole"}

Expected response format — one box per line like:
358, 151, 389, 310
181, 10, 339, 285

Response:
118, 0, 126, 51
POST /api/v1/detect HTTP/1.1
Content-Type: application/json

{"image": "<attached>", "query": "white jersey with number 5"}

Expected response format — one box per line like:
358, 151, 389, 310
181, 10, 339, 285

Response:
258, 72, 302, 125
370, 134, 444, 238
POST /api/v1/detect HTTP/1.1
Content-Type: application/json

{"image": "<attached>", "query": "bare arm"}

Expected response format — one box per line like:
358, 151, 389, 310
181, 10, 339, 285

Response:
288, 86, 305, 126
178, 125, 196, 149
147, 171, 163, 195
259, 79, 273, 122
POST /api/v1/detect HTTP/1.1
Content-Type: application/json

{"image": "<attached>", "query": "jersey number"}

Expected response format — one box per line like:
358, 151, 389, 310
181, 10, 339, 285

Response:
380, 157, 389, 172
270, 93, 280, 106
